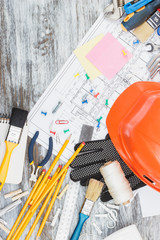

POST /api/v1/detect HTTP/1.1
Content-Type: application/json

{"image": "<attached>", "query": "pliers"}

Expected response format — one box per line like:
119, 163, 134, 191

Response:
146, 43, 160, 52
28, 131, 53, 187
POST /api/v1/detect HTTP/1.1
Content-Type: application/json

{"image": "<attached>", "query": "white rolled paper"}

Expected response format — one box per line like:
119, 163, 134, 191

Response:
104, 225, 143, 240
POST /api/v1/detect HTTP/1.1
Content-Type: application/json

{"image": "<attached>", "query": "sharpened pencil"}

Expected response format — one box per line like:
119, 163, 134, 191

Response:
36, 168, 68, 239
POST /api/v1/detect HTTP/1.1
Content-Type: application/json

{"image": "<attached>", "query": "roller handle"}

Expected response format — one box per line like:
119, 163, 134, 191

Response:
0, 141, 18, 191
70, 213, 89, 240
121, 0, 160, 31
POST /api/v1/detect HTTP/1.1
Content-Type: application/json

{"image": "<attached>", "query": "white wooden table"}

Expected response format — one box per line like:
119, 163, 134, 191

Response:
0, 0, 160, 239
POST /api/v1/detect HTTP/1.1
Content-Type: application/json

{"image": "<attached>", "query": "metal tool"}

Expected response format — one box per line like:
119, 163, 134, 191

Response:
28, 131, 53, 187
146, 43, 160, 52
95, 202, 118, 229
104, 0, 129, 20
147, 54, 160, 79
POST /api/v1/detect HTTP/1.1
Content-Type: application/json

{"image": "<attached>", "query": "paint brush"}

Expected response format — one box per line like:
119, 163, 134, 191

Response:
71, 179, 104, 240
0, 107, 28, 191
133, 9, 160, 43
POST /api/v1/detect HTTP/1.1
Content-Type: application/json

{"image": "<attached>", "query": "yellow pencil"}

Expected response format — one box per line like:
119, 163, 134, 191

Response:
25, 166, 62, 240
11, 141, 85, 240
12, 164, 61, 240
36, 168, 68, 240
11, 176, 52, 240
29, 134, 71, 205
6, 169, 46, 240
38, 165, 62, 200
31, 141, 85, 213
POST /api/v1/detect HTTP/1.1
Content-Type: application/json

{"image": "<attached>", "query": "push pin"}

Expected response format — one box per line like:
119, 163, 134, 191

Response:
122, 50, 127, 56
85, 74, 90, 80
41, 111, 47, 116
94, 92, 100, 98
133, 40, 139, 45
64, 129, 70, 133
82, 99, 88, 104
97, 121, 101, 130
105, 99, 108, 106
90, 89, 94, 93
74, 73, 79, 78
97, 116, 103, 122
50, 131, 56, 135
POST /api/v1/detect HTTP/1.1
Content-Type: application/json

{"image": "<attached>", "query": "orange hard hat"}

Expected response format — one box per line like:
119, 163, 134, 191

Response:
106, 82, 160, 191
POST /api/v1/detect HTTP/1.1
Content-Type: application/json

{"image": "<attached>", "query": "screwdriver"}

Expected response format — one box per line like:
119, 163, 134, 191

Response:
121, 0, 160, 31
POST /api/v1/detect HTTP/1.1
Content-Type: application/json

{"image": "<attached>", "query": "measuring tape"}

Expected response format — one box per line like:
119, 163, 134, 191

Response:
55, 180, 80, 240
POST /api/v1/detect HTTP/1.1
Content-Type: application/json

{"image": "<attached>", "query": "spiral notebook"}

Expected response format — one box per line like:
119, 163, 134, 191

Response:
0, 117, 28, 184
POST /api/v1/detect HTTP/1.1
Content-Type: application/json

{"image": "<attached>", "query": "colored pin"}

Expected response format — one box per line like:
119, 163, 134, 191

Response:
90, 89, 94, 93
97, 116, 103, 122
122, 50, 127, 56
82, 99, 88, 104
64, 129, 70, 133
41, 111, 47, 116
133, 40, 139, 45
85, 74, 90, 80
74, 73, 80, 78
105, 99, 108, 106
94, 92, 100, 98
50, 131, 56, 135
97, 121, 101, 129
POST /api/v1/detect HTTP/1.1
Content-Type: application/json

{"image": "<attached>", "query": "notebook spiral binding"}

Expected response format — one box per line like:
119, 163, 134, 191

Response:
0, 115, 10, 123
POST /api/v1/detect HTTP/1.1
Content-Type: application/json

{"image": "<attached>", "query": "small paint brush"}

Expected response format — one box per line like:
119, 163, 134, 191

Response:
133, 9, 160, 43
0, 107, 28, 191
70, 179, 104, 240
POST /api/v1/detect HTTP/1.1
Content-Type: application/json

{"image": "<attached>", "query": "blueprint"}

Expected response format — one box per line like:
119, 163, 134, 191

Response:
28, 13, 159, 162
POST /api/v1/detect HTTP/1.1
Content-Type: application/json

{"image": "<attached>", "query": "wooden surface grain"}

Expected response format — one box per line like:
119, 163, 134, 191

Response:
0, 0, 160, 239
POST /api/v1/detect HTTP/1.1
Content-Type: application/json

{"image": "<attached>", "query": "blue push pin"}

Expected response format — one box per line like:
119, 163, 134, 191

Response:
41, 111, 47, 116
133, 39, 139, 45
82, 99, 88, 104
90, 89, 94, 93
97, 121, 100, 129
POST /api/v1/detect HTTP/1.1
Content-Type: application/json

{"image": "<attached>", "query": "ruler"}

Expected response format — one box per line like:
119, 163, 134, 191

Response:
55, 181, 80, 240
55, 124, 94, 240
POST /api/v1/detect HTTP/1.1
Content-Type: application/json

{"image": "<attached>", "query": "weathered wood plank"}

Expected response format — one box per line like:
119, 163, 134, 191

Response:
0, 0, 160, 239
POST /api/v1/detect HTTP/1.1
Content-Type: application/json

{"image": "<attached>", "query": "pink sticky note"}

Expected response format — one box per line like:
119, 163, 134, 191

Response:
86, 33, 132, 80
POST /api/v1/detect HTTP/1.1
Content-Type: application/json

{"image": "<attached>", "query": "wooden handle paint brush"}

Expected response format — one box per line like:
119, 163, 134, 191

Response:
0, 108, 28, 191
71, 179, 104, 240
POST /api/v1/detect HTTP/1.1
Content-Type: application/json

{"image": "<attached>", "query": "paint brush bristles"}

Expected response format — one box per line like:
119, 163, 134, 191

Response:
71, 179, 104, 240
85, 179, 104, 202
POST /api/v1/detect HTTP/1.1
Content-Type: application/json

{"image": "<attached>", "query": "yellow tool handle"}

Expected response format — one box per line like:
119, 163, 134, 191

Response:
0, 141, 18, 191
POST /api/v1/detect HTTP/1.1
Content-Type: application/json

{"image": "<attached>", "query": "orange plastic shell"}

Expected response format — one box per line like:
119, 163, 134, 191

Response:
106, 82, 160, 191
